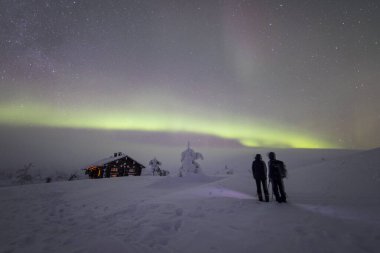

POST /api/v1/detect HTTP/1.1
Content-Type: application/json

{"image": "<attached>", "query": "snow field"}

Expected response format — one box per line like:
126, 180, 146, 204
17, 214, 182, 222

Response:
0, 148, 379, 253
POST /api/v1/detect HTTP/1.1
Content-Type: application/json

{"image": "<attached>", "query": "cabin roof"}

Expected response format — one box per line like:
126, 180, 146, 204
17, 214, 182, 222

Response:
88, 152, 145, 168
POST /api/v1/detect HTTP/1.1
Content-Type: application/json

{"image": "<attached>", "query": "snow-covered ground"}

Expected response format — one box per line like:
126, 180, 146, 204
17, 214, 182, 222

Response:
0, 148, 379, 253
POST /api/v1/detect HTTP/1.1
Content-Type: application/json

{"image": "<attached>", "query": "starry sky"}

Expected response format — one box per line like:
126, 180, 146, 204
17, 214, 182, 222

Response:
1, 0, 380, 150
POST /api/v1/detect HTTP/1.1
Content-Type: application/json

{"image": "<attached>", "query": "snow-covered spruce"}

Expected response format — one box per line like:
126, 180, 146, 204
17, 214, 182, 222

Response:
179, 142, 204, 177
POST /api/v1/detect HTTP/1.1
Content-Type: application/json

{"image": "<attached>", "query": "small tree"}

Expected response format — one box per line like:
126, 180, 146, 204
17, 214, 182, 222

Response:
179, 142, 204, 177
149, 157, 162, 176
148, 158, 169, 176
225, 165, 234, 175
68, 173, 78, 181
54, 170, 69, 181
15, 163, 34, 185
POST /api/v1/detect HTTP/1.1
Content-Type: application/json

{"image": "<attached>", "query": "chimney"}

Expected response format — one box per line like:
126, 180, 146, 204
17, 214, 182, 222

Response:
114, 153, 117, 157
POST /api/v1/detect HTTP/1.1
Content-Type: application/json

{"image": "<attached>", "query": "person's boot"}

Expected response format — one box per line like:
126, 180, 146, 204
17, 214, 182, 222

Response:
258, 194, 263, 202
265, 196, 269, 202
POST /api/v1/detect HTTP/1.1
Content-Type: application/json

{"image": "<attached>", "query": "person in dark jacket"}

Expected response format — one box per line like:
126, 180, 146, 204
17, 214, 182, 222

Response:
268, 152, 287, 203
252, 154, 269, 202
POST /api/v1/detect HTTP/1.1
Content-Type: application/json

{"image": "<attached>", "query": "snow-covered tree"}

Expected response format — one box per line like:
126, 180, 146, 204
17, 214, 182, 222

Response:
148, 158, 169, 176
179, 142, 204, 177
149, 157, 162, 176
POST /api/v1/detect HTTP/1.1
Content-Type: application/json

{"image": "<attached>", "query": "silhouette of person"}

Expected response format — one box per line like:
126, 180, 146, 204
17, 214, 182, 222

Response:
268, 152, 287, 203
252, 154, 269, 202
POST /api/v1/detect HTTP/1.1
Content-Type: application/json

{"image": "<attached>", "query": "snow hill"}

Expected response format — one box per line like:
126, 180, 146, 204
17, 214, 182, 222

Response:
0, 148, 379, 253
288, 148, 380, 201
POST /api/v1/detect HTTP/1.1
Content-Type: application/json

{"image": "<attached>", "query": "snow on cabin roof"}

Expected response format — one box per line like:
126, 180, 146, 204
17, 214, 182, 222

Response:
91, 153, 126, 167
87, 152, 145, 168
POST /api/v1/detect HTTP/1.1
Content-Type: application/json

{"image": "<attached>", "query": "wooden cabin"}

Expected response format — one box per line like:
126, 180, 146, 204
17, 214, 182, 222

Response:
85, 152, 145, 179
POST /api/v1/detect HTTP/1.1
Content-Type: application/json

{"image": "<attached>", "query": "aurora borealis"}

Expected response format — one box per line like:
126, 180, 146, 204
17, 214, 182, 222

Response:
1, 0, 380, 149
0, 102, 333, 148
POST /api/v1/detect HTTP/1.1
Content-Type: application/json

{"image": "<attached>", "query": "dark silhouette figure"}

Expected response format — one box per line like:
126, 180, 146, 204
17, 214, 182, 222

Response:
268, 152, 287, 203
252, 154, 269, 202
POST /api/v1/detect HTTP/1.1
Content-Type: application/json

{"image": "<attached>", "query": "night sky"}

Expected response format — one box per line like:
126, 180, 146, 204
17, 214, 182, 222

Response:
1, 0, 380, 149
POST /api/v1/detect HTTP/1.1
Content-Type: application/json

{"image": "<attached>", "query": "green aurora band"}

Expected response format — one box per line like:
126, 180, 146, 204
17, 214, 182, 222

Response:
0, 103, 337, 149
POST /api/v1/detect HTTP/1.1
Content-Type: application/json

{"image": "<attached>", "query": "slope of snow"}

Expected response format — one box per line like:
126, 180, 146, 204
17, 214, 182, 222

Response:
0, 149, 379, 253
288, 148, 380, 202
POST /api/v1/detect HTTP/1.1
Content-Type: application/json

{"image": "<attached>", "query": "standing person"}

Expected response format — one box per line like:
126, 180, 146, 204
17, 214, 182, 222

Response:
268, 152, 287, 203
252, 154, 269, 202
